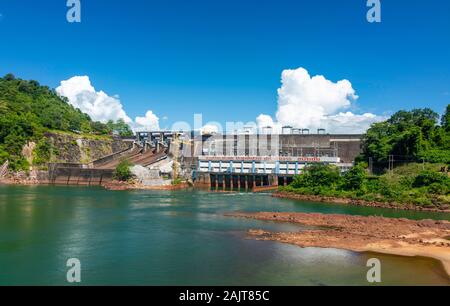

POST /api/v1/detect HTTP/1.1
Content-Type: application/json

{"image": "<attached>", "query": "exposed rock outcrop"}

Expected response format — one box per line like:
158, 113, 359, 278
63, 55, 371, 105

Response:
130, 165, 170, 187
44, 132, 130, 164
21, 142, 36, 166
0, 161, 8, 178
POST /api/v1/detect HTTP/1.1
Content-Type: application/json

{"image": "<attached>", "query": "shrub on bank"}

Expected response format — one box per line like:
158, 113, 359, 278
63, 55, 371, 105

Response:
427, 183, 449, 195
291, 164, 341, 189
114, 160, 133, 182
172, 178, 184, 186
281, 162, 450, 208
413, 170, 449, 188
341, 164, 367, 191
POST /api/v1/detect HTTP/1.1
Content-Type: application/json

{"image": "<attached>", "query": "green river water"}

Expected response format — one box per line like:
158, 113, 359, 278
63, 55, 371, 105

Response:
0, 185, 449, 286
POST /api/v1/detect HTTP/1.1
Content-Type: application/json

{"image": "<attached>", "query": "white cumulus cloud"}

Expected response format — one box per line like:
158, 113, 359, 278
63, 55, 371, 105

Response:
200, 124, 221, 135
56, 76, 160, 131
135, 111, 160, 131
256, 114, 281, 133
56, 76, 132, 124
324, 112, 380, 134
258, 67, 383, 134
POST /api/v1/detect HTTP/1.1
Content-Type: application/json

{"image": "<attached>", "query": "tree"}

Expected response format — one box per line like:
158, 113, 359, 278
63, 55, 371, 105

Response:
0, 75, 113, 170
361, 122, 392, 163
413, 170, 449, 188
0, 145, 9, 165
291, 164, 341, 189
3, 73, 15, 81
342, 164, 367, 190
91, 121, 110, 135
442, 105, 450, 132
0, 99, 7, 113
391, 126, 423, 157
114, 160, 133, 181
360, 108, 448, 165
106, 119, 133, 137
388, 108, 438, 133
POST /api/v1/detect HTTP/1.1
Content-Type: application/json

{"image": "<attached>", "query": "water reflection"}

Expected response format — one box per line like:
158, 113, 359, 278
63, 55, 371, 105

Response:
0, 185, 448, 286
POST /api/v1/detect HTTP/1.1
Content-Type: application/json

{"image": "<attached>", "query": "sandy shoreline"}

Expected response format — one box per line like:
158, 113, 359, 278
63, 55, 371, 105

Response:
273, 191, 450, 213
228, 212, 450, 278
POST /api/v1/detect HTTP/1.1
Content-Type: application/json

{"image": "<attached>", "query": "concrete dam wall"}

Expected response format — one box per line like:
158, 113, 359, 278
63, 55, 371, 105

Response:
48, 165, 114, 186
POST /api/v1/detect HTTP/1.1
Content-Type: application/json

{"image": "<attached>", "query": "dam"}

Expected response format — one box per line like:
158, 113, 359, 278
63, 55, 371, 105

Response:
45, 129, 363, 188
192, 130, 362, 190
47, 132, 177, 186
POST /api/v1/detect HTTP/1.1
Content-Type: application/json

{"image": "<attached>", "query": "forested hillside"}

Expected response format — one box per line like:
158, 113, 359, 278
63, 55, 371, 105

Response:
282, 106, 450, 209
359, 107, 450, 167
0, 74, 132, 170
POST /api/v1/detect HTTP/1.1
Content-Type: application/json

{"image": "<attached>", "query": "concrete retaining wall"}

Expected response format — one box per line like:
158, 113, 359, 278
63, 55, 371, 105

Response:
49, 167, 114, 186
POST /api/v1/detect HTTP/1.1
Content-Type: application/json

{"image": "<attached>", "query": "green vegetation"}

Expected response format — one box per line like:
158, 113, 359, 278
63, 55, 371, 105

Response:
291, 164, 341, 189
48, 129, 112, 141
0, 74, 133, 170
283, 106, 450, 209
172, 178, 184, 186
32, 138, 57, 167
281, 163, 450, 208
114, 160, 133, 181
106, 119, 134, 137
359, 107, 450, 166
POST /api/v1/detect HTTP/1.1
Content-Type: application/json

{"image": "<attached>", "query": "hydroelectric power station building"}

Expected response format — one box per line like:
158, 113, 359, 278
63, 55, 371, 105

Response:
191, 129, 362, 189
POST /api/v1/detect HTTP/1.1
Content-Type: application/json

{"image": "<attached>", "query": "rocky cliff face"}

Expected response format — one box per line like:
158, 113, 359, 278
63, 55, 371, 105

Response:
45, 132, 130, 164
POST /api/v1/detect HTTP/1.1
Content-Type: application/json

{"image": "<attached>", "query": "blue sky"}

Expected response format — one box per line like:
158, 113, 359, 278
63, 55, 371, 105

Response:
0, 0, 449, 131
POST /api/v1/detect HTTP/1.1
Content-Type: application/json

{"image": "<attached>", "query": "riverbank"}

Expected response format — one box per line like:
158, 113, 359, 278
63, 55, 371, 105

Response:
228, 212, 450, 278
3, 176, 450, 214
274, 191, 450, 213
102, 180, 191, 191
0, 177, 192, 191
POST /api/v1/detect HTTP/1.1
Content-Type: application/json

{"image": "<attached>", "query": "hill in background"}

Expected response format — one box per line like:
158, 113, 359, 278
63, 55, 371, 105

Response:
0, 74, 132, 170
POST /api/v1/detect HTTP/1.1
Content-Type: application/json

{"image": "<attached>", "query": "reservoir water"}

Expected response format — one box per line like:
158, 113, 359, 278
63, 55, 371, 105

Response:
0, 185, 449, 285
